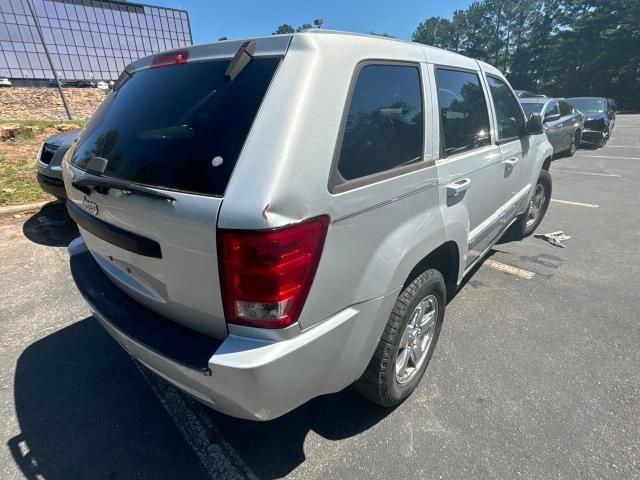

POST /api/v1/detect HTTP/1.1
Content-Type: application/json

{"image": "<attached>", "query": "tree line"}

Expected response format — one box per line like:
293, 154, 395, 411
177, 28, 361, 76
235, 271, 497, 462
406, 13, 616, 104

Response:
412, 0, 640, 111
272, 1, 638, 110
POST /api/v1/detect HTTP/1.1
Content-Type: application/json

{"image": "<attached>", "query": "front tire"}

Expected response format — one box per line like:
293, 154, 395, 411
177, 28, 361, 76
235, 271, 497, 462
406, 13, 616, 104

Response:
356, 269, 446, 407
513, 169, 552, 238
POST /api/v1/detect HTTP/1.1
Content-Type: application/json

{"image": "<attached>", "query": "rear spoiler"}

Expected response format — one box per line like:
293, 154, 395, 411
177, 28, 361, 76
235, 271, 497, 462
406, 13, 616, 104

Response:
131, 35, 292, 73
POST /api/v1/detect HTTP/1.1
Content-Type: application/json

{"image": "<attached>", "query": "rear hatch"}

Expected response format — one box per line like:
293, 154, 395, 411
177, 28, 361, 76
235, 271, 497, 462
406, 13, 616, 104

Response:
64, 38, 289, 339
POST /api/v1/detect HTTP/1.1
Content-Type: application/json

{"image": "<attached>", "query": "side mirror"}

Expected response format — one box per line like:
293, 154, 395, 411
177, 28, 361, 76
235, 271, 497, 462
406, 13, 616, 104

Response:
526, 113, 544, 135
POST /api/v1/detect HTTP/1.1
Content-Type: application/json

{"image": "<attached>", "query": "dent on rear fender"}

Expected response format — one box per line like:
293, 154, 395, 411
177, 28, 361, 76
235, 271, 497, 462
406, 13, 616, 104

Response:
259, 201, 303, 226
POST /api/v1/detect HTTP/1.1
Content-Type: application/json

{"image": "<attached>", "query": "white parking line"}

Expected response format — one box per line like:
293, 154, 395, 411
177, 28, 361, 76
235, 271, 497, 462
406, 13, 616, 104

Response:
579, 154, 640, 160
137, 363, 258, 480
552, 169, 621, 178
551, 199, 599, 208
604, 145, 640, 149
484, 260, 535, 279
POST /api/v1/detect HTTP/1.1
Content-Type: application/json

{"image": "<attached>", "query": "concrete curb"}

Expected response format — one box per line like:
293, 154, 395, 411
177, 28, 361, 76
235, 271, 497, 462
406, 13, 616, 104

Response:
0, 201, 48, 218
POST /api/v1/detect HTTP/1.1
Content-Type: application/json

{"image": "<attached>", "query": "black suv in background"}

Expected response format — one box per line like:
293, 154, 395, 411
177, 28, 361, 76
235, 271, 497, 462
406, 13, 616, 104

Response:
566, 97, 616, 148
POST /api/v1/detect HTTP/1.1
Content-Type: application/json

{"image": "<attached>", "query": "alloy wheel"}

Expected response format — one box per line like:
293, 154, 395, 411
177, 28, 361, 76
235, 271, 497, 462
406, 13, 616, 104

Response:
527, 183, 546, 228
395, 295, 438, 384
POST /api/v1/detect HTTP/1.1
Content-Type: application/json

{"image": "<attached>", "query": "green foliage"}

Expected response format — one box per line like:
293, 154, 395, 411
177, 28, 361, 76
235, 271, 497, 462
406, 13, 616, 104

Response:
366, 32, 396, 38
272, 24, 295, 35
272, 23, 316, 35
413, 0, 640, 111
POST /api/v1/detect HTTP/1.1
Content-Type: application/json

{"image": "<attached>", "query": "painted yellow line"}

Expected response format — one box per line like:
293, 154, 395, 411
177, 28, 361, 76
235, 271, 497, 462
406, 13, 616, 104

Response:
484, 260, 536, 279
551, 198, 599, 208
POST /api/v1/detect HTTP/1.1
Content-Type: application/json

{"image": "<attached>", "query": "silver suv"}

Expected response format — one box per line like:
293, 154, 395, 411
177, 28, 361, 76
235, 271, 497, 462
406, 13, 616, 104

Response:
63, 31, 553, 420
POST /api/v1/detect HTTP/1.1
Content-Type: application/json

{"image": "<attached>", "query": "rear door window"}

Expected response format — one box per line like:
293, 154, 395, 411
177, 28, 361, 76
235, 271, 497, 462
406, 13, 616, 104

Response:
70, 57, 281, 196
436, 68, 491, 156
544, 101, 560, 119
559, 101, 573, 116
336, 64, 424, 182
486, 76, 525, 141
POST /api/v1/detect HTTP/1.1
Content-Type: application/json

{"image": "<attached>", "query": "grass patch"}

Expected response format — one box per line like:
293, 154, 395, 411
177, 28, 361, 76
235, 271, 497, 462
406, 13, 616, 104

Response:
0, 153, 51, 207
0, 119, 86, 129
19, 128, 35, 140
0, 118, 88, 207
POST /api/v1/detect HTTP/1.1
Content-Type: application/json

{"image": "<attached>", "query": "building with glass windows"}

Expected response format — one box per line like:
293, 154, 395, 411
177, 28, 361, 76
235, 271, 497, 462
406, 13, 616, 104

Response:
0, 0, 192, 84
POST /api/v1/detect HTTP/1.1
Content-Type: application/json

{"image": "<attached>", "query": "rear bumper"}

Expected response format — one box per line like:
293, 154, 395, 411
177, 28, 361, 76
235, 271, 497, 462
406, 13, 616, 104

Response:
69, 238, 398, 420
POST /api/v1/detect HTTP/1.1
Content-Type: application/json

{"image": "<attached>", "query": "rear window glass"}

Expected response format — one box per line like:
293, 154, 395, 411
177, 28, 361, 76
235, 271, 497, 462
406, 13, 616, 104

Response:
70, 57, 280, 196
559, 101, 573, 116
336, 64, 424, 182
567, 98, 606, 114
521, 102, 543, 116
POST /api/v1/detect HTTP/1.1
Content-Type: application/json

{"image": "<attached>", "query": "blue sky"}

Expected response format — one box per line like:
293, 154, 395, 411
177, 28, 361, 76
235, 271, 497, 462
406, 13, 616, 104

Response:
148, 0, 473, 44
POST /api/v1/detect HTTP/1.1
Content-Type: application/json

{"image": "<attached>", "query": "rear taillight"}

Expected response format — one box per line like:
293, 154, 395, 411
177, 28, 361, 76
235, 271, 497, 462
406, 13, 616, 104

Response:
218, 216, 330, 329
151, 51, 189, 68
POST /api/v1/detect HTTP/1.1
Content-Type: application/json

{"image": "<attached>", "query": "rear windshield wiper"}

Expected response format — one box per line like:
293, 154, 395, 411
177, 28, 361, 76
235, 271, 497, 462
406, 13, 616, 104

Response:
72, 176, 176, 204
224, 40, 256, 81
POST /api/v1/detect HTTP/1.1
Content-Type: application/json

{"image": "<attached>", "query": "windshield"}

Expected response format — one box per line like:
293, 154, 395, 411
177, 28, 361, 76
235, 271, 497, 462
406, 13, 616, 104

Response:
70, 57, 281, 196
567, 98, 606, 114
521, 102, 544, 116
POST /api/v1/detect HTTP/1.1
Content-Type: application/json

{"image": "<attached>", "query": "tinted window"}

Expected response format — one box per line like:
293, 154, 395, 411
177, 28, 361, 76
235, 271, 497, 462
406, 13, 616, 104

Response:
436, 68, 491, 156
559, 101, 573, 116
486, 76, 525, 140
521, 102, 544, 116
566, 98, 606, 115
71, 57, 280, 196
544, 101, 559, 119
337, 64, 423, 181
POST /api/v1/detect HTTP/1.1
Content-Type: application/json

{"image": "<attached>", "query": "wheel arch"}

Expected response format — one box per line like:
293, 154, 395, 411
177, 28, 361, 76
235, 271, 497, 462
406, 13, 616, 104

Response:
403, 241, 460, 301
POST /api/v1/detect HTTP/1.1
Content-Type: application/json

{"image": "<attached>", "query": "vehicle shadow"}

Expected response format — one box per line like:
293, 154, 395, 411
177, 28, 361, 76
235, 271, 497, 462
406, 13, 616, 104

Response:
22, 201, 78, 247
207, 386, 394, 479
11, 316, 394, 480
9, 317, 212, 480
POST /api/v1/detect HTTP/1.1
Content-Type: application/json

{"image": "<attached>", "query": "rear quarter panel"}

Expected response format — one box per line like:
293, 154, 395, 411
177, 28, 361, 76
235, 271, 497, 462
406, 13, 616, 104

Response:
219, 35, 452, 330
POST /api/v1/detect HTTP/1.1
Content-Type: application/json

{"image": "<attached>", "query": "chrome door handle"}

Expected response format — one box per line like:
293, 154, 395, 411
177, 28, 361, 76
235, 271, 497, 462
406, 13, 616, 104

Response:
503, 157, 519, 167
446, 178, 471, 197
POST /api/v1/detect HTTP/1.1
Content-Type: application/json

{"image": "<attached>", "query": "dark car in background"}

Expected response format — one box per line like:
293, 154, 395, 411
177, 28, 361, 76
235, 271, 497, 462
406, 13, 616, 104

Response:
521, 97, 584, 157
36, 129, 81, 199
566, 97, 616, 148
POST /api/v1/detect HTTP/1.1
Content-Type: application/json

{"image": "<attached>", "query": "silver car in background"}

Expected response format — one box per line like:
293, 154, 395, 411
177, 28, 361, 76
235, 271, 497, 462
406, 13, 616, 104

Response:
63, 31, 553, 420
520, 97, 584, 157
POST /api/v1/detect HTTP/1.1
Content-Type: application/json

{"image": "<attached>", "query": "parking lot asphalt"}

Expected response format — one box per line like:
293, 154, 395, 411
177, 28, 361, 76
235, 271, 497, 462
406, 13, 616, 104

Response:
1, 115, 639, 480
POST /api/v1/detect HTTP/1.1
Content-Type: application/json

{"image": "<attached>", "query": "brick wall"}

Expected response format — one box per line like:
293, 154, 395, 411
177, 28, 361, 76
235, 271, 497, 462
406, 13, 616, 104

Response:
0, 87, 107, 120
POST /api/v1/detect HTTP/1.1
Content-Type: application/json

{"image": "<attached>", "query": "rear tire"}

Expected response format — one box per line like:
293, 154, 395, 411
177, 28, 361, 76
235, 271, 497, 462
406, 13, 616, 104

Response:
356, 269, 445, 407
513, 169, 552, 239
565, 131, 579, 157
